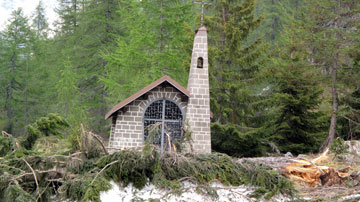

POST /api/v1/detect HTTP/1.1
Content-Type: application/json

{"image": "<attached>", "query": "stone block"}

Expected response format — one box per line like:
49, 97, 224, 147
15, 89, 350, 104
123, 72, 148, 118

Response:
130, 106, 139, 111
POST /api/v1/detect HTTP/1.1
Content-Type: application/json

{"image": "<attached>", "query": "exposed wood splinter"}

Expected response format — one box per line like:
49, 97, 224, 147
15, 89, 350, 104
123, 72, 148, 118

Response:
283, 148, 350, 187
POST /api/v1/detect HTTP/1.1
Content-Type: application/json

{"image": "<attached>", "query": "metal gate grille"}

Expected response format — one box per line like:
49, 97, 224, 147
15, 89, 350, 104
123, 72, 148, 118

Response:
143, 99, 183, 152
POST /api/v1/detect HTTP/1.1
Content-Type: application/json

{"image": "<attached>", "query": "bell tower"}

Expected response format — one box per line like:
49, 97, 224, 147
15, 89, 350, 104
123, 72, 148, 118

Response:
186, 26, 211, 153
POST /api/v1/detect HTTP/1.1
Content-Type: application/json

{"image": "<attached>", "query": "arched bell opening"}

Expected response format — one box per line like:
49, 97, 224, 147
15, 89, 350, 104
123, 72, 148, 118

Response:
197, 57, 204, 68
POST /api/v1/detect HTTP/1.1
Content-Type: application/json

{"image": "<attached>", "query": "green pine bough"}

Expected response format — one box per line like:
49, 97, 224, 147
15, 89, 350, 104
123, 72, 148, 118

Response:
0, 115, 294, 201
0, 148, 295, 201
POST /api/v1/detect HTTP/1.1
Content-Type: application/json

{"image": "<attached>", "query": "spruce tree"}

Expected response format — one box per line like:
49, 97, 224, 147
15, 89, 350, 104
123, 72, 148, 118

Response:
204, 0, 264, 125
55, 0, 83, 34
251, 0, 293, 46
301, 0, 360, 150
31, 0, 49, 38
338, 21, 360, 140
0, 9, 34, 135
56, 56, 86, 125
201, 0, 274, 156
52, 0, 125, 133
268, 54, 326, 154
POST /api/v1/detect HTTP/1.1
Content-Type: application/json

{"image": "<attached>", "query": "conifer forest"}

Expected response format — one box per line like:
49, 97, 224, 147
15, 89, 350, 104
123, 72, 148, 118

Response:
0, 0, 359, 201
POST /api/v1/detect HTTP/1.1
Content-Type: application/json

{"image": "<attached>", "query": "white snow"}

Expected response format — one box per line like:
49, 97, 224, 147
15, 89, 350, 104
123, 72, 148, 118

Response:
100, 180, 290, 202
340, 194, 360, 201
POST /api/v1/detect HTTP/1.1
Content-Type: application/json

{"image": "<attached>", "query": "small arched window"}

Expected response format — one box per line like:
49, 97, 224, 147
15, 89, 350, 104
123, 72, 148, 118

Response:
197, 57, 203, 68
143, 99, 183, 152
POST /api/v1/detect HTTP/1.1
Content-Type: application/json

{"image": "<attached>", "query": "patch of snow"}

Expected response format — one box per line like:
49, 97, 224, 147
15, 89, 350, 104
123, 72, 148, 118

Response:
100, 180, 290, 202
340, 194, 360, 201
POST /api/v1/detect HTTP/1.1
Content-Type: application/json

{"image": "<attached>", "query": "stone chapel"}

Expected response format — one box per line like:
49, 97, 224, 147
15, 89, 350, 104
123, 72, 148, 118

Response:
105, 26, 211, 153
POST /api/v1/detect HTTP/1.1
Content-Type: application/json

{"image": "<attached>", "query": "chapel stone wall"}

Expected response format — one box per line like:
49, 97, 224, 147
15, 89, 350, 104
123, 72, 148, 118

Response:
108, 84, 187, 153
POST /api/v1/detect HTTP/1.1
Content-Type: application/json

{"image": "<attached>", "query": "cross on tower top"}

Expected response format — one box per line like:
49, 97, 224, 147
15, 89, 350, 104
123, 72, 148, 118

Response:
192, 0, 212, 26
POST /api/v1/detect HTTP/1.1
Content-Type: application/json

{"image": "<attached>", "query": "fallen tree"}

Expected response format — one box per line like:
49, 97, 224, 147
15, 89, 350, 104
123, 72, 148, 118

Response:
283, 148, 351, 187
0, 124, 295, 202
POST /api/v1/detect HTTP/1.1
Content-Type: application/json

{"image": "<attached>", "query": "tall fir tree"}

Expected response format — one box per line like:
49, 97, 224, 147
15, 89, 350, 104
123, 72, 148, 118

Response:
52, 0, 125, 133
0, 9, 34, 135
301, 0, 360, 150
203, 0, 275, 157
338, 13, 360, 140
55, 0, 84, 34
204, 0, 264, 126
252, 0, 293, 45
267, 24, 327, 154
56, 55, 87, 126
31, 0, 49, 38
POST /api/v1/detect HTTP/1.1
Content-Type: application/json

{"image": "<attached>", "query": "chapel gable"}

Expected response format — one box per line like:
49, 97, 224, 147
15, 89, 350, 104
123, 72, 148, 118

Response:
106, 76, 189, 152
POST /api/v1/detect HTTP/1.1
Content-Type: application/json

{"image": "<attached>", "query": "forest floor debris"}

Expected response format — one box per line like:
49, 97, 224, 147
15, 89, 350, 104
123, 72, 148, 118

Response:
242, 143, 360, 201
2, 114, 360, 202
0, 124, 295, 202
283, 148, 351, 187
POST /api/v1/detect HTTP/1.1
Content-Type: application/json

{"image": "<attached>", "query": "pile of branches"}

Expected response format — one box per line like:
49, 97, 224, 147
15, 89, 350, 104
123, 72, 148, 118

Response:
0, 121, 295, 201
0, 125, 112, 202
98, 148, 295, 200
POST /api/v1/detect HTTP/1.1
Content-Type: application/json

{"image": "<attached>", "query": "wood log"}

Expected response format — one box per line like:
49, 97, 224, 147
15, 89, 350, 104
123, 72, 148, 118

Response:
283, 148, 349, 187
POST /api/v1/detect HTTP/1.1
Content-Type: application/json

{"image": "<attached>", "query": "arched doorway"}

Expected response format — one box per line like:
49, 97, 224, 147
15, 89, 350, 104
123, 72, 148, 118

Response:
143, 99, 183, 152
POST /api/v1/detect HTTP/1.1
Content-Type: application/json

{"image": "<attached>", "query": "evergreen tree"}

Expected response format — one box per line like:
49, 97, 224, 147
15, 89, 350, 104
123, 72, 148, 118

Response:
0, 33, 7, 130
252, 0, 293, 45
102, 0, 194, 104
0, 9, 34, 135
268, 51, 326, 154
301, 0, 360, 150
31, 0, 49, 38
29, 1, 55, 124
202, 0, 273, 156
52, 0, 125, 133
204, 0, 264, 125
338, 20, 360, 140
55, 0, 84, 34
56, 56, 86, 125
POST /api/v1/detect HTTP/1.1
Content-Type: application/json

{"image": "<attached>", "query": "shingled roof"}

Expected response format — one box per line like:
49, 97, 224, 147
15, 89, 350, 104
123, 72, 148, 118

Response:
105, 75, 190, 120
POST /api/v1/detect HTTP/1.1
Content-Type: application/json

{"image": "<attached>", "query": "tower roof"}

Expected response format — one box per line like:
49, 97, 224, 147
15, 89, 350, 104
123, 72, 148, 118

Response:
196, 26, 207, 32
105, 75, 189, 120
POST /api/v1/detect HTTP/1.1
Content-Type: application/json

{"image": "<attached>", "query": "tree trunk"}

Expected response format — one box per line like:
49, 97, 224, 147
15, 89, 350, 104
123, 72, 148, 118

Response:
270, 0, 275, 41
24, 52, 29, 129
295, 0, 299, 20
221, 6, 226, 48
105, 0, 111, 44
159, 0, 164, 53
5, 52, 16, 133
73, 0, 77, 28
320, 0, 341, 153
321, 53, 339, 152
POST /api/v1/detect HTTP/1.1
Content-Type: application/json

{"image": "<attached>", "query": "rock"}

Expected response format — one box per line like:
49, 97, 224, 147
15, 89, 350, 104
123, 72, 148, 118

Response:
297, 154, 308, 159
344, 141, 360, 156
337, 153, 360, 165
336, 141, 360, 165
285, 152, 293, 158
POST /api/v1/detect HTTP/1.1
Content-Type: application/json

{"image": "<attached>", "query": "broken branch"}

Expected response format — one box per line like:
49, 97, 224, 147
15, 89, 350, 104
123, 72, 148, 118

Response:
90, 160, 119, 186
22, 158, 39, 195
88, 131, 108, 155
